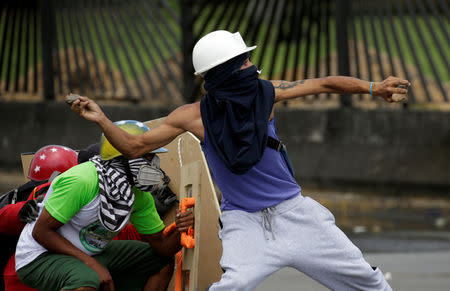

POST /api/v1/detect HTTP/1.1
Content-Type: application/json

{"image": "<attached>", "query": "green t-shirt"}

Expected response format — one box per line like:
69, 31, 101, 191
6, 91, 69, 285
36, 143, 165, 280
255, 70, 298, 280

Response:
45, 161, 165, 235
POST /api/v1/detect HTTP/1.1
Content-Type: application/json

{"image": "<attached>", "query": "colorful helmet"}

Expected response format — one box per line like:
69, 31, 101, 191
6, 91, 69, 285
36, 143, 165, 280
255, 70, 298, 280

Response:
28, 145, 78, 181
192, 30, 257, 75
100, 120, 168, 161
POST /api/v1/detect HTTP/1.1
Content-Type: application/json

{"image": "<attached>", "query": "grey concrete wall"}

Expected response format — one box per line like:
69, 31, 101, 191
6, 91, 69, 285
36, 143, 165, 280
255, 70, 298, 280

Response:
0, 101, 173, 168
275, 108, 450, 191
1, 102, 449, 191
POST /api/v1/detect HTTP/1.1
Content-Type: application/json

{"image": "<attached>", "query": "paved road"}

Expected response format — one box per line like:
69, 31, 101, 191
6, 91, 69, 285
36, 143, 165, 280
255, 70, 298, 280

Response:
255, 251, 450, 291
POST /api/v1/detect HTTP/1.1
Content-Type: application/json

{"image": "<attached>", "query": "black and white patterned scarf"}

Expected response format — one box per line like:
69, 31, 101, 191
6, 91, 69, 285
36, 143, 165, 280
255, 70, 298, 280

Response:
90, 155, 159, 231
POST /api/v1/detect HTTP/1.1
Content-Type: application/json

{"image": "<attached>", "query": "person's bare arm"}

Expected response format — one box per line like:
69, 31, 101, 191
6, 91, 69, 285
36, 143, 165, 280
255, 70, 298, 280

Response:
272, 76, 410, 103
143, 230, 181, 257
142, 209, 194, 257
33, 208, 115, 290
71, 96, 201, 159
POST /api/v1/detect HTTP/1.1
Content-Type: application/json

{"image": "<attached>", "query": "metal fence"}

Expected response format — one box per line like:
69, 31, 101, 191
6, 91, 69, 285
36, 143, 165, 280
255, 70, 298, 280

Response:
0, 0, 186, 105
0, 0, 448, 107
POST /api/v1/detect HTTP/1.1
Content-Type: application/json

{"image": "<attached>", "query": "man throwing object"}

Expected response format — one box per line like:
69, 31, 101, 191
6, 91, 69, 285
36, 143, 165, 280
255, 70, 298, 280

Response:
70, 30, 409, 290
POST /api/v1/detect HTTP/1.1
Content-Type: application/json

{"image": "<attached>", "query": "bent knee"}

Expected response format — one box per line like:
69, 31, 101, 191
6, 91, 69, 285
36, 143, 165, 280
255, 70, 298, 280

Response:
61, 271, 100, 291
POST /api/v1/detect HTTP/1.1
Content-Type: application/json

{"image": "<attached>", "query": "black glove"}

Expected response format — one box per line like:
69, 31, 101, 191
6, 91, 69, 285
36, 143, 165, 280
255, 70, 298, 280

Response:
18, 199, 41, 223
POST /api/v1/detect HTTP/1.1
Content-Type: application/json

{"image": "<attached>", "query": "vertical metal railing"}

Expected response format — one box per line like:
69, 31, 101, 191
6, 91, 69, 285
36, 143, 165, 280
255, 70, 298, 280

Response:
181, 0, 195, 103
336, 0, 351, 107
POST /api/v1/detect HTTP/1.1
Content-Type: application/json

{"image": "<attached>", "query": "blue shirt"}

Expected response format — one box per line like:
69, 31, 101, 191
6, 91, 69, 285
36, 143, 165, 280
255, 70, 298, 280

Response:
202, 118, 301, 212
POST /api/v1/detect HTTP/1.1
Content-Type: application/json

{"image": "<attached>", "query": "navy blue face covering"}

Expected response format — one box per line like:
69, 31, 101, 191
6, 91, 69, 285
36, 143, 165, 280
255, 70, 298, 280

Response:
200, 53, 275, 174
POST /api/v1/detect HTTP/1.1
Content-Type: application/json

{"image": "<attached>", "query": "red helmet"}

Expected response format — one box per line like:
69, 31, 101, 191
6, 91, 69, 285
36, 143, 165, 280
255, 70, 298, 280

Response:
28, 145, 78, 181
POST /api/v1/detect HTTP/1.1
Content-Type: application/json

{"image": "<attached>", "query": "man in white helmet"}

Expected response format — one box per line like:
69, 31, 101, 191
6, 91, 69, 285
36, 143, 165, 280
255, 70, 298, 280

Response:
71, 30, 409, 290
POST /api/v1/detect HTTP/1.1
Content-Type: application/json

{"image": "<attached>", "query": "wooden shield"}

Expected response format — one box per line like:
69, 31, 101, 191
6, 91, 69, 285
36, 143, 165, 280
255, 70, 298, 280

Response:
145, 118, 223, 291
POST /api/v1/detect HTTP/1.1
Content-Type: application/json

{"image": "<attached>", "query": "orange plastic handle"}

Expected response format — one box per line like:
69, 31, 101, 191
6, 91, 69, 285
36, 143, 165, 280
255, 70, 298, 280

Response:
163, 222, 177, 237
180, 197, 195, 211
180, 197, 195, 248
170, 197, 195, 291
174, 251, 183, 291
180, 197, 195, 249
162, 197, 196, 248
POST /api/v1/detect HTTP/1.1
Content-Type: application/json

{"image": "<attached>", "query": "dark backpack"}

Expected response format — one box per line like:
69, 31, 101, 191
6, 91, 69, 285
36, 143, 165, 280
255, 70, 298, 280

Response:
0, 170, 60, 212
0, 179, 50, 287
0, 179, 48, 210
152, 169, 178, 217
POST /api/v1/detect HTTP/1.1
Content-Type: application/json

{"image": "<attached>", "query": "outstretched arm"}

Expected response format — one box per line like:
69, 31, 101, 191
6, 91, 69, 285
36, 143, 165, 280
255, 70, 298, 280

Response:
272, 76, 410, 103
70, 96, 193, 159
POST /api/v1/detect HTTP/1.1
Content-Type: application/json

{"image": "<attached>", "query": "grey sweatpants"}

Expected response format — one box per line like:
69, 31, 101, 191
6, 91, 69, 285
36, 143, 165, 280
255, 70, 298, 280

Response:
209, 195, 392, 291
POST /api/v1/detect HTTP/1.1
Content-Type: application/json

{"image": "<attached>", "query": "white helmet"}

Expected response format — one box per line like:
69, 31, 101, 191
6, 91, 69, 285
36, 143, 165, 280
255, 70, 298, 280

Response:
192, 30, 257, 76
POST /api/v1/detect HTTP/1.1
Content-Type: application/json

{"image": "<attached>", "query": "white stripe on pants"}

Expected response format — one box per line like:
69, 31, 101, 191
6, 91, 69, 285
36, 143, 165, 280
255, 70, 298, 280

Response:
208, 195, 392, 291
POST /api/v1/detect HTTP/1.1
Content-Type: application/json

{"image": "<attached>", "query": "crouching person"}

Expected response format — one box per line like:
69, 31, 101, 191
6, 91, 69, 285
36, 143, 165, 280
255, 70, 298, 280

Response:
15, 120, 193, 291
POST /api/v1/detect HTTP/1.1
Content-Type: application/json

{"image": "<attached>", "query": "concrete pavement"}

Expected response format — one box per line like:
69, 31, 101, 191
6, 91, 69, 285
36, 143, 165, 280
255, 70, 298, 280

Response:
255, 251, 450, 291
